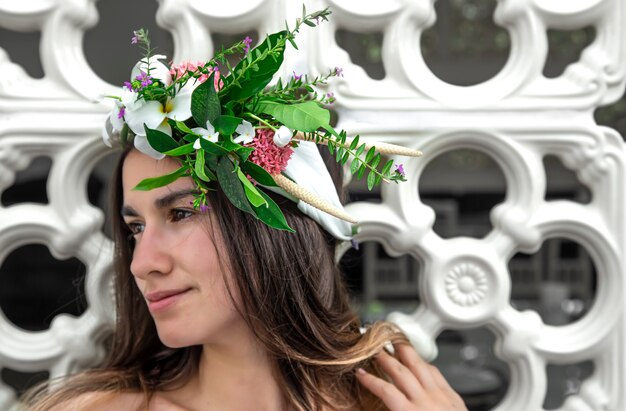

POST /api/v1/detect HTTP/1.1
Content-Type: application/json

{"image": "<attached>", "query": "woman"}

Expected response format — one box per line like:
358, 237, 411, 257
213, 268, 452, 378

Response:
22, 146, 466, 411
23, 8, 467, 410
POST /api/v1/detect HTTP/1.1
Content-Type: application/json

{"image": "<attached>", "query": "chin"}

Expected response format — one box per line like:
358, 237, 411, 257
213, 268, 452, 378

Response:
155, 325, 201, 348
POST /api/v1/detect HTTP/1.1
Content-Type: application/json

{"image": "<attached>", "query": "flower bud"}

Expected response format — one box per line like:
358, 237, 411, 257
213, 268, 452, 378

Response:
273, 126, 293, 147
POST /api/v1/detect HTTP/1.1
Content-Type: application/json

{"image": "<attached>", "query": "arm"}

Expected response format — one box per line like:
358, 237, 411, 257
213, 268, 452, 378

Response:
356, 343, 467, 411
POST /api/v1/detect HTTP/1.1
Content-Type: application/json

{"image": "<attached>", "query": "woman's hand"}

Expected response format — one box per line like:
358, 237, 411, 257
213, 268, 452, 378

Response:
356, 343, 468, 410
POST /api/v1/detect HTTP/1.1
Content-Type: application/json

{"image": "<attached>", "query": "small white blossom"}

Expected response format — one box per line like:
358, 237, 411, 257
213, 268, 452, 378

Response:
233, 120, 256, 144
192, 120, 220, 149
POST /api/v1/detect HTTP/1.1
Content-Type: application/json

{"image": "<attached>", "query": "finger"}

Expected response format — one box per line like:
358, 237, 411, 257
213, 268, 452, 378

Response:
395, 343, 440, 391
355, 368, 412, 410
374, 350, 425, 401
396, 344, 467, 408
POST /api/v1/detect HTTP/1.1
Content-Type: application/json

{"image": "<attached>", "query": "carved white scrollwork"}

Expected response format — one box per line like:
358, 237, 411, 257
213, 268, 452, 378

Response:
0, 0, 625, 409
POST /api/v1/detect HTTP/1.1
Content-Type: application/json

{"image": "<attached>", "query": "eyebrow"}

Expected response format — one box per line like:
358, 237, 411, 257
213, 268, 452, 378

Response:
121, 189, 198, 217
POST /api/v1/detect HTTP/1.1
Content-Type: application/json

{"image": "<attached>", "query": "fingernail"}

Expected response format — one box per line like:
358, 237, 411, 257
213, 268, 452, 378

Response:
357, 368, 366, 375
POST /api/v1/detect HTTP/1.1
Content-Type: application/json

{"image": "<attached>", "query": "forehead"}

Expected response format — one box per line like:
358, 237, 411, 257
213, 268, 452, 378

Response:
122, 150, 194, 204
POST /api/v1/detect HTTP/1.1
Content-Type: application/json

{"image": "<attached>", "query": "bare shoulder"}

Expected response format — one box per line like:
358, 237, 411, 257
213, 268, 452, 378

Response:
47, 391, 145, 411
46, 390, 190, 411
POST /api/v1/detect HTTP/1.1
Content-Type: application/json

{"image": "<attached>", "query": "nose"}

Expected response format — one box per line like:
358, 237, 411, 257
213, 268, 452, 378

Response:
130, 224, 174, 280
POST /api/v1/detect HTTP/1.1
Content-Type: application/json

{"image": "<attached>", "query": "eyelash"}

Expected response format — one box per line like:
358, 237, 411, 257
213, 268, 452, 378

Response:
125, 208, 195, 237
171, 208, 194, 222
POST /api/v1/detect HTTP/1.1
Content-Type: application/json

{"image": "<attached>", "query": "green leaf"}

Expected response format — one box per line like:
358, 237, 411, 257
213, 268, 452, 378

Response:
216, 156, 255, 214
257, 100, 330, 132
237, 169, 267, 208
145, 125, 179, 153
357, 163, 367, 179
235, 146, 255, 162
163, 143, 195, 156
214, 115, 243, 136
374, 173, 383, 186
341, 150, 350, 165
133, 166, 188, 191
365, 146, 376, 163
220, 134, 241, 151
355, 143, 366, 158
350, 159, 360, 175
328, 141, 335, 155
252, 189, 295, 232
183, 133, 198, 143
349, 135, 359, 150
222, 31, 288, 101
335, 147, 343, 163
381, 159, 394, 175
175, 121, 193, 134
367, 170, 376, 190
195, 149, 210, 182
371, 153, 381, 168
199, 138, 229, 156
241, 162, 277, 186
191, 72, 221, 127
205, 153, 219, 170
120, 123, 131, 146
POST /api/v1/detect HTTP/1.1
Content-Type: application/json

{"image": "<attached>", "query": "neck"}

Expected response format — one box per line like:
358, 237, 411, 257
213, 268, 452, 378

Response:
183, 329, 286, 411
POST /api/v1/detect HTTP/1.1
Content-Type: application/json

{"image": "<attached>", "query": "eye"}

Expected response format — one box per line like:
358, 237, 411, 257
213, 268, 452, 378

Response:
125, 221, 144, 236
171, 209, 194, 222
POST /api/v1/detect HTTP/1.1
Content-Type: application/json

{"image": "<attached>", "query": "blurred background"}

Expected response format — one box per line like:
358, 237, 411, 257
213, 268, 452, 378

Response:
0, 0, 623, 410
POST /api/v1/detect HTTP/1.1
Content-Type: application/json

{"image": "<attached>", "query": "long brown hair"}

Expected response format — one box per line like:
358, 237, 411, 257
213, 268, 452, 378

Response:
22, 147, 408, 410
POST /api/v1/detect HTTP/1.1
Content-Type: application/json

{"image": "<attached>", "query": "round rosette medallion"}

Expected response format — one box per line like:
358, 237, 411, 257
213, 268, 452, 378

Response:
429, 257, 509, 324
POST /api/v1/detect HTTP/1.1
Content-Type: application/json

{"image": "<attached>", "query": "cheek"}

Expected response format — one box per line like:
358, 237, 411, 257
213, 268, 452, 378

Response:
134, 276, 146, 293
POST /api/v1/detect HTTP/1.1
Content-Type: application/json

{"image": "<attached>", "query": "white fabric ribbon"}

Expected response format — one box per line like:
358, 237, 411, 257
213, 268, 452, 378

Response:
282, 141, 353, 240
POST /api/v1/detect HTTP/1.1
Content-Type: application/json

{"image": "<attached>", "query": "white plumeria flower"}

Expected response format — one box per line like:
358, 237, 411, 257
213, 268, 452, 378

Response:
192, 120, 220, 149
131, 54, 172, 86
101, 101, 125, 148
134, 134, 166, 160
124, 80, 198, 138
273, 125, 293, 147
233, 120, 256, 144
120, 88, 141, 111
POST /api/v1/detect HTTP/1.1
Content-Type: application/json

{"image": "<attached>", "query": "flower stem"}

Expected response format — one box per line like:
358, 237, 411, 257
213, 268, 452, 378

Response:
244, 112, 277, 131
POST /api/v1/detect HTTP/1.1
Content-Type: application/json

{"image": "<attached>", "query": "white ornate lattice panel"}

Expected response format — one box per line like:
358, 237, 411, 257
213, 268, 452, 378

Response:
0, 0, 624, 410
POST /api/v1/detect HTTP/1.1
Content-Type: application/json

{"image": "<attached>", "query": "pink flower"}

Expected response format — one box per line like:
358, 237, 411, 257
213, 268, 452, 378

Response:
169, 62, 223, 91
243, 36, 253, 55
169, 61, 205, 79
247, 128, 294, 175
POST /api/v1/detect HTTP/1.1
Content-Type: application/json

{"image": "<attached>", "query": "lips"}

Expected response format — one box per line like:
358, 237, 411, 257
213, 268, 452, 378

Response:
145, 288, 191, 312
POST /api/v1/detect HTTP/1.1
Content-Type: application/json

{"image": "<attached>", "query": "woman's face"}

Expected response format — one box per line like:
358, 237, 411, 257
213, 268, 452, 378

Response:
121, 150, 244, 348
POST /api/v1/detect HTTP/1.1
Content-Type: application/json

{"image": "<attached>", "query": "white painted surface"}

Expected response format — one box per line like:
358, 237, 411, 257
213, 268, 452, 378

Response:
0, 0, 624, 409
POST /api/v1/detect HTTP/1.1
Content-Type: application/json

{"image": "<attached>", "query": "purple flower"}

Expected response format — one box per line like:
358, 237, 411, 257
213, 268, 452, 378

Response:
292, 71, 302, 81
335, 67, 344, 77
131, 30, 142, 44
123, 81, 134, 91
395, 164, 405, 176
135, 72, 153, 88
243, 36, 253, 55
199, 204, 210, 213
117, 107, 126, 119
315, 17, 321, 25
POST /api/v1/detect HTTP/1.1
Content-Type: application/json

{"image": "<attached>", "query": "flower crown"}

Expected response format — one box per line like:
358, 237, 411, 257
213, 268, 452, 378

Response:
101, 7, 421, 238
